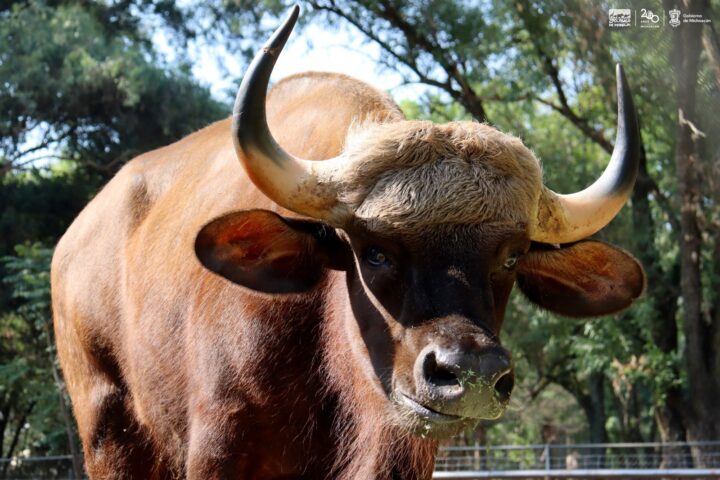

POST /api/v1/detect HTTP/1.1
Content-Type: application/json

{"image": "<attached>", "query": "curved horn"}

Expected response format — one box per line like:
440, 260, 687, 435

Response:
532, 64, 640, 244
232, 5, 350, 223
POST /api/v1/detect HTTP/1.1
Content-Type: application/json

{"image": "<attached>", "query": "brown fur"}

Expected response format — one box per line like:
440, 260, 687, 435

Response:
334, 121, 542, 231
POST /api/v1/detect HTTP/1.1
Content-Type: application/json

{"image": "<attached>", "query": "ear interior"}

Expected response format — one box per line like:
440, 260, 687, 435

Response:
195, 209, 349, 293
516, 240, 646, 317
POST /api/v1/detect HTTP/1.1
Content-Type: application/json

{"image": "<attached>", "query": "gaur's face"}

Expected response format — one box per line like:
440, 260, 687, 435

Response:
340, 221, 525, 436
196, 206, 644, 439
204, 5, 644, 439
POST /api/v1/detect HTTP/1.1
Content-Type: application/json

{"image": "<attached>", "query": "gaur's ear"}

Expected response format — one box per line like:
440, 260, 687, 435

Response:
516, 240, 645, 317
195, 209, 351, 293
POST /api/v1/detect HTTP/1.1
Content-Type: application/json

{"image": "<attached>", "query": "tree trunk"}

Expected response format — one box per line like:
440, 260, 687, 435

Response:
631, 140, 687, 453
711, 142, 720, 421
588, 374, 608, 445
577, 374, 608, 468
655, 389, 691, 467
1, 402, 34, 477
704, 8, 720, 447
702, 14, 720, 89
469, 423, 487, 470
0, 400, 9, 460
667, 0, 720, 463
52, 361, 83, 478
44, 323, 83, 479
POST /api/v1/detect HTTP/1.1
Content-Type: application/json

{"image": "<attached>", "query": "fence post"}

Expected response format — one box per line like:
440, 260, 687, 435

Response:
544, 443, 551, 480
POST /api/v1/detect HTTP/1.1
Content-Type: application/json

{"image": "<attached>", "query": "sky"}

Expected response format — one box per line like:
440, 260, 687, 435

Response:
167, 21, 427, 104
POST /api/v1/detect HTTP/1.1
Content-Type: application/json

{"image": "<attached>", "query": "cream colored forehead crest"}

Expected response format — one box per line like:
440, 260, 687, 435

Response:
333, 120, 543, 230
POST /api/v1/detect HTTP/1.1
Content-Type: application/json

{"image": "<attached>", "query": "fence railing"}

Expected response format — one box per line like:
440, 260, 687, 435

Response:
0, 455, 78, 480
434, 441, 720, 478
2, 442, 720, 479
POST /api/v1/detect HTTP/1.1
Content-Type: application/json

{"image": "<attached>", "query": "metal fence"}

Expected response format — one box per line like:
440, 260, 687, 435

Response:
0, 456, 79, 480
2, 442, 720, 479
434, 441, 720, 478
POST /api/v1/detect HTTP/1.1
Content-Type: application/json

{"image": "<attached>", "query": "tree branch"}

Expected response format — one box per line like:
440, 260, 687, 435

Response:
310, 0, 489, 121
1, 401, 34, 464
528, 377, 551, 401
309, 1, 453, 94
513, 1, 614, 153
374, 0, 488, 121
702, 12, 720, 89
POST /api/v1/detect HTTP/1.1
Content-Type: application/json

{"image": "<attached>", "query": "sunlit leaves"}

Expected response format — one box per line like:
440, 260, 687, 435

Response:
1, 242, 67, 455
0, 1, 227, 174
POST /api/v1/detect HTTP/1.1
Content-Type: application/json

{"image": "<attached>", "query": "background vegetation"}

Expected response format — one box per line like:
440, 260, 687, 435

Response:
1, 0, 719, 469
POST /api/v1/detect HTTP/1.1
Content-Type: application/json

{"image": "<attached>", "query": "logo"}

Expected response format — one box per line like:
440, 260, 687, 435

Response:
641, 9, 660, 23
609, 8, 632, 27
682, 11, 712, 24
669, 8, 681, 27
639, 8, 661, 27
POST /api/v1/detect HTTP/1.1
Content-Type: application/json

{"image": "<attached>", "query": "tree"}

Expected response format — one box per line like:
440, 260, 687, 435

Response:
1, 243, 82, 477
664, 0, 720, 459
0, 0, 229, 461
0, 0, 227, 178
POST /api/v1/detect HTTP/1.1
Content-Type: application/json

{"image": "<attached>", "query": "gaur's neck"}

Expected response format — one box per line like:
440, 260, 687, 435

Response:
320, 270, 437, 480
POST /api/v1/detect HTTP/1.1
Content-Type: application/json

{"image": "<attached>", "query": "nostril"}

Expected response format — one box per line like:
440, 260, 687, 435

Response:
493, 370, 515, 401
423, 351, 460, 387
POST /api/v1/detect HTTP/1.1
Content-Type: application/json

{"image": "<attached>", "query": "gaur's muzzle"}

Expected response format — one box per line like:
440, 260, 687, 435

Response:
407, 335, 514, 421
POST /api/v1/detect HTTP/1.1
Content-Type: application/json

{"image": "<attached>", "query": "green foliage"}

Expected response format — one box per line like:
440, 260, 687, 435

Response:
0, 0, 228, 174
3, 243, 52, 325
0, 166, 96, 253
0, 0, 230, 457
1, 243, 68, 456
399, 96, 470, 122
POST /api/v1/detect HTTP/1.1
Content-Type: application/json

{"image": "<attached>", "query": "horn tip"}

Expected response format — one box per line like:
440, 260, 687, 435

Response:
288, 4, 300, 22
264, 4, 300, 51
615, 64, 632, 96
285, 4, 300, 28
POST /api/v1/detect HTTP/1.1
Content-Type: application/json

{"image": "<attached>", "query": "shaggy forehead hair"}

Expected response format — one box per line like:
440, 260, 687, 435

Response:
332, 120, 543, 232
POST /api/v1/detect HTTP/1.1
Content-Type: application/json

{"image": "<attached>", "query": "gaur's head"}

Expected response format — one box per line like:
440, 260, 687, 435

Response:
195, 7, 645, 437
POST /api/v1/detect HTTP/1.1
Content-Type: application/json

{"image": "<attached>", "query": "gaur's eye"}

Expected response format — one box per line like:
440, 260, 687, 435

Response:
503, 254, 520, 270
364, 247, 391, 267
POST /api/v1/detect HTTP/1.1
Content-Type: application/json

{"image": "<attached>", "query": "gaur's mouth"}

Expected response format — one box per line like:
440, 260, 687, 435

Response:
396, 392, 462, 424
